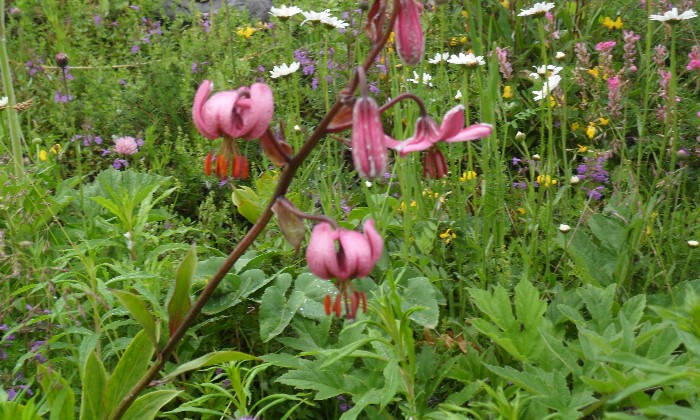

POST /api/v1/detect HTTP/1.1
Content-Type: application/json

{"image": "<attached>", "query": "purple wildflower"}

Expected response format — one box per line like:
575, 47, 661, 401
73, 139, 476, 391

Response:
113, 159, 129, 169
94, 15, 102, 25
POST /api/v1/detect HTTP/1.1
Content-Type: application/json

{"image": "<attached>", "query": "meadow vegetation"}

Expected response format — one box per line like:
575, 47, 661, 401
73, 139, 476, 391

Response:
1, 0, 700, 418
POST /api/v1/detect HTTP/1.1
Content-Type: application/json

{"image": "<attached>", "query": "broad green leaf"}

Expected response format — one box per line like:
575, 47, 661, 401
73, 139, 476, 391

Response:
231, 186, 263, 224
37, 364, 75, 420
122, 390, 182, 420
642, 405, 700, 420
514, 280, 546, 331
168, 243, 196, 335
104, 331, 155, 417
469, 285, 515, 331
79, 351, 107, 420
160, 351, 258, 383
293, 273, 337, 321
400, 277, 440, 328
260, 274, 305, 342
112, 290, 158, 348
203, 269, 272, 315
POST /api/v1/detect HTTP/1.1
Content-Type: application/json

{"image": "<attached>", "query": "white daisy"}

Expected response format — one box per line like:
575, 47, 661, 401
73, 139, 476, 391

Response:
447, 52, 486, 67
532, 74, 561, 101
406, 71, 434, 87
518, 2, 555, 17
270, 62, 300, 79
301, 9, 332, 25
428, 52, 450, 64
650, 7, 697, 22
269, 5, 303, 19
319, 15, 349, 29
529, 65, 563, 79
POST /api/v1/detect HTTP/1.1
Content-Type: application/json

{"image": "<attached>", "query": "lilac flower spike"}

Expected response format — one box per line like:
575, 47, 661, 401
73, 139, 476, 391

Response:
386, 105, 493, 157
394, 0, 424, 65
306, 220, 384, 281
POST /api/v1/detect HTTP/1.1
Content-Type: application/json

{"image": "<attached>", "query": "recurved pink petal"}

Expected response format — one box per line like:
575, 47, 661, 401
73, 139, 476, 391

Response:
442, 123, 493, 143
394, 0, 424, 66
362, 220, 384, 273
192, 80, 219, 139
306, 223, 341, 280
437, 105, 466, 141
204, 91, 239, 138
243, 83, 275, 139
395, 116, 440, 157
338, 230, 373, 280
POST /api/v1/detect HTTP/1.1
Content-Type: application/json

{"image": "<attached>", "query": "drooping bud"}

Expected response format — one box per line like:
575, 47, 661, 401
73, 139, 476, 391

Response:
351, 96, 387, 179
422, 147, 448, 179
394, 0, 424, 65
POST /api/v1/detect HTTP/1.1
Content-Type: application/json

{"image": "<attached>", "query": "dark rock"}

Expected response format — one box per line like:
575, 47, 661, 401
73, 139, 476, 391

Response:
163, 0, 272, 21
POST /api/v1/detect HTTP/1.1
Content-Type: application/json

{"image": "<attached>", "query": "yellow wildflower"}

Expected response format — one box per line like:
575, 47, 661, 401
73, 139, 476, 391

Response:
38, 150, 47, 161
571, 122, 581, 131
450, 37, 458, 46
460, 36, 467, 44
460, 171, 477, 182
236, 27, 256, 39
602, 16, 623, 30
503, 85, 513, 99
587, 66, 600, 78
517, 207, 526, 215
461, 10, 468, 18
440, 229, 457, 245
549, 95, 557, 108
50, 144, 62, 154
500, 0, 510, 8
577, 144, 589, 153
536, 175, 558, 188
586, 124, 596, 139
598, 117, 609, 126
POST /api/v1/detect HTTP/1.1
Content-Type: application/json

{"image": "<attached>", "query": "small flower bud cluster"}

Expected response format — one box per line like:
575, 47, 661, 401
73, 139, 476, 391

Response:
622, 30, 641, 73
495, 47, 514, 80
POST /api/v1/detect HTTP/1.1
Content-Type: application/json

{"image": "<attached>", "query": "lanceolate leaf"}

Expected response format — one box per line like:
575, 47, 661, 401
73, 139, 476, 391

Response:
104, 331, 155, 417
122, 390, 182, 420
112, 289, 158, 349
168, 243, 196, 336
79, 351, 107, 420
160, 351, 258, 383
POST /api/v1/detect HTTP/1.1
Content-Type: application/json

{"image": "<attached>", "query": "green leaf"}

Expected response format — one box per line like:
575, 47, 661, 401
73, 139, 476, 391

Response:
79, 351, 107, 420
468, 285, 515, 331
400, 277, 439, 328
293, 273, 337, 321
259, 274, 305, 342
122, 390, 182, 420
37, 364, 75, 420
231, 186, 264, 224
203, 269, 272, 315
104, 331, 155, 417
112, 290, 158, 349
381, 360, 401, 410
168, 243, 196, 335
160, 351, 258, 383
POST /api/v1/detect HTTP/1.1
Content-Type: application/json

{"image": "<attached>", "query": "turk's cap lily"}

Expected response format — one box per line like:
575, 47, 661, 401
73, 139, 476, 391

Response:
386, 105, 493, 157
306, 220, 384, 281
192, 80, 274, 140
394, 0, 424, 65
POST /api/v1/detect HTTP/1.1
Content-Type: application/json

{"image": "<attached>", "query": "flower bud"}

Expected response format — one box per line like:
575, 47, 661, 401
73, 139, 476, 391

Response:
55, 52, 69, 69
352, 96, 387, 179
394, 0, 424, 65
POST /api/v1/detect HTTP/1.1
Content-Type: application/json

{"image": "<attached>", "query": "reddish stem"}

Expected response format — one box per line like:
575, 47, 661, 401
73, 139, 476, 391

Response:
110, 3, 401, 418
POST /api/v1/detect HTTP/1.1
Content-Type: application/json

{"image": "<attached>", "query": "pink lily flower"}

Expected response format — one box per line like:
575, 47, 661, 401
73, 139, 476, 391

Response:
394, 0, 424, 65
192, 80, 274, 140
386, 105, 493, 158
306, 220, 383, 281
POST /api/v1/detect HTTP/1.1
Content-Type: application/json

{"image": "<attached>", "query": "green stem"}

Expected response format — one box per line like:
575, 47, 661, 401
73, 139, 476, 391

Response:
0, 0, 26, 179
